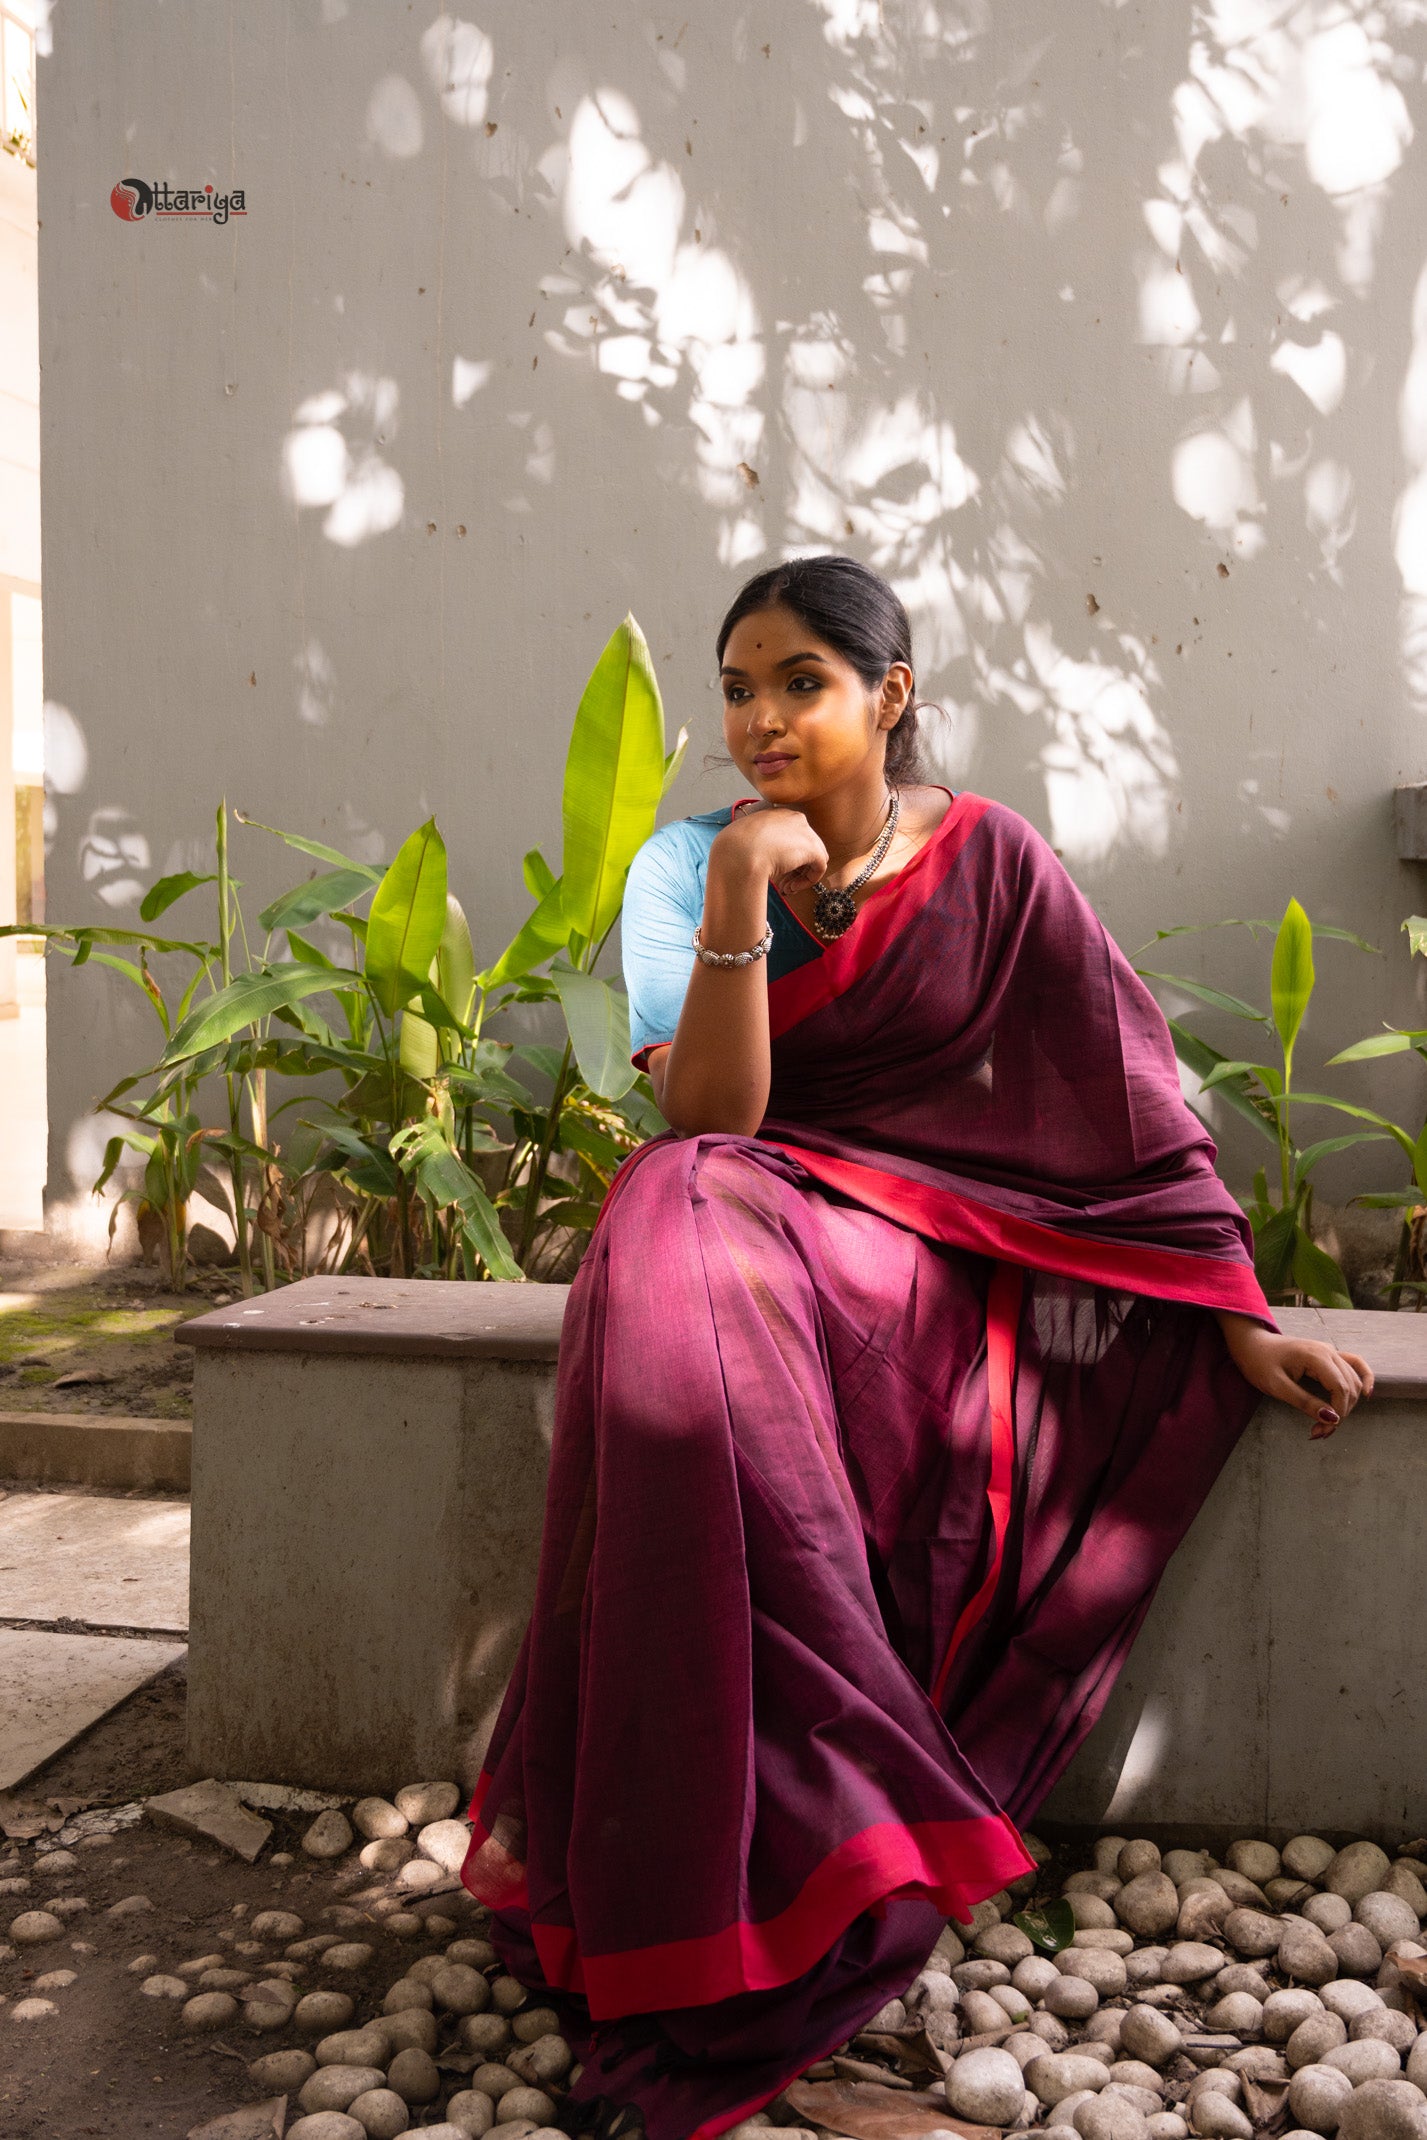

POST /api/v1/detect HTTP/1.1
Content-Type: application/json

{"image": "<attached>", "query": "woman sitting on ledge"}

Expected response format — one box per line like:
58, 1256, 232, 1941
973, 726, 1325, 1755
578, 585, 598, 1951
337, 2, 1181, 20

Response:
461, 553, 1373, 2140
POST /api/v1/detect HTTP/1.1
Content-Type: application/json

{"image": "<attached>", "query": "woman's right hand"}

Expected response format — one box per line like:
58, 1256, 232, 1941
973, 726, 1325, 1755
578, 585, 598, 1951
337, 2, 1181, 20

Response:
711, 804, 829, 899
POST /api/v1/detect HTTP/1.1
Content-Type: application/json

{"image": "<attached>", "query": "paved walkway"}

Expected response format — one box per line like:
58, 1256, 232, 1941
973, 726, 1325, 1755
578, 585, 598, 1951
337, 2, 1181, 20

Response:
0, 1485, 189, 1790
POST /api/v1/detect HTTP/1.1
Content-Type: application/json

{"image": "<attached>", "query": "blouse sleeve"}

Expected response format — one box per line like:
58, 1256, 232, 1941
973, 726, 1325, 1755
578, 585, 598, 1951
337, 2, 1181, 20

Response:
621, 823, 708, 1068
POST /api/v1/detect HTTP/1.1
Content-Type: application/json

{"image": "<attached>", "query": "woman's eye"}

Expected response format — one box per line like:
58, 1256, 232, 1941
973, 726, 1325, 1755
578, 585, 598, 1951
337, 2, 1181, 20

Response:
788, 675, 820, 693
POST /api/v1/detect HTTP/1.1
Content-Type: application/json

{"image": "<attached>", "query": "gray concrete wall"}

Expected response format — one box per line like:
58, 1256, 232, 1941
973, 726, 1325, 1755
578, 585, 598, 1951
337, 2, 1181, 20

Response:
186, 1348, 557, 1793
32, 3, 1427, 1238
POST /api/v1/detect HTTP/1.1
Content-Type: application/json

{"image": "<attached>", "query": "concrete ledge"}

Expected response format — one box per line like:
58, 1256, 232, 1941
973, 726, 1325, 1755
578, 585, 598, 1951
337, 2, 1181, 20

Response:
179, 1277, 1427, 1823
0, 1409, 192, 1493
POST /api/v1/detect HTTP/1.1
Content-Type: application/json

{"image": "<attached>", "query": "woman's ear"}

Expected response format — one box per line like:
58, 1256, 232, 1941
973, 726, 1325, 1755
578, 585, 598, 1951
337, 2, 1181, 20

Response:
877, 662, 914, 729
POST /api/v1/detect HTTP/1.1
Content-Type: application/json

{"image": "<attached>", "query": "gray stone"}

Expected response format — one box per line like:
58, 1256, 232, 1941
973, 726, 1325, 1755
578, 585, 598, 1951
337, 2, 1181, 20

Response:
1332, 1926, 1385, 1978
1076, 1929, 1136, 1954
494, 2089, 557, 2128
956, 1959, 1012, 1991
316, 2027, 389, 2068
948, 2046, 1029, 2124
303, 1810, 355, 1860
344, 2092, 410, 2140
182, 1992, 242, 2032
1215, 1871, 1270, 1909
140, 1973, 189, 1999
1337, 2079, 1427, 2140
8, 1909, 62, 1945
1119, 2007, 1182, 2068
1322, 1983, 1384, 2023
1030, 2012, 1073, 2051
1281, 1922, 1341, 1986
1067, 1873, 1126, 1902
1163, 1944, 1225, 1984
1127, 1949, 1170, 1989
1163, 1852, 1212, 1885
145, 1779, 273, 1863
1206, 1995, 1266, 2035
978, 1921, 1036, 1963
1284, 1839, 1340, 1883
445, 2097, 495, 2138
1226, 1910, 1284, 1959
1014, 1957, 1061, 2001
992, 1984, 1034, 2023
1288, 2064, 1354, 2134
7, 1997, 58, 2022
1146, 2119, 1188, 2140
1287, 2016, 1350, 2070
1075, 2096, 1150, 2140
1305, 1897, 1355, 1934
186, 2106, 290, 2140
1117, 1875, 1181, 1938
1059, 1949, 1128, 1996
1270, 1881, 1320, 1913
394, 1783, 461, 1826
1179, 1887, 1234, 1942
295, 1991, 357, 2035
1357, 1896, 1421, 1948
1105, 2079, 1163, 2110
249, 2049, 319, 2092
1190, 2096, 1253, 2139
1384, 1864, 1427, 1917
1096, 1838, 1132, 1875
106, 1893, 154, 1917
1323, 2042, 1406, 2084
251, 1909, 305, 1942
416, 1818, 471, 1876
1071, 1893, 1122, 1930
1228, 1842, 1282, 1886
1264, 1991, 1326, 2042
1215, 1966, 1271, 2002
1326, 1847, 1393, 1908
1048, 2092, 1104, 2132
1407, 2036, 1427, 2091
320, 1942, 373, 1973
1027, 2055, 1114, 2106
300, 2067, 390, 2114
353, 1798, 408, 1841
1044, 1975, 1101, 2021
1351, 2010, 1418, 2053
386, 2047, 441, 2105
1120, 1842, 1164, 1882
288, 2119, 367, 2140
962, 1987, 1014, 2034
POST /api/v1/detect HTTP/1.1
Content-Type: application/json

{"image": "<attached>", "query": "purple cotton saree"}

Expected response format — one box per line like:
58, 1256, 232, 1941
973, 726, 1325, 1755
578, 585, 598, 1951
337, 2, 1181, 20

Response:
461, 792, 1275, 2140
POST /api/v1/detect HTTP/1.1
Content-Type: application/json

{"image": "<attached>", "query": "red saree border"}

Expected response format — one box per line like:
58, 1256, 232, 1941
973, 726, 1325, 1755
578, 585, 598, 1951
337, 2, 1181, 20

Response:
931, 1260, 1023, 1708
460, 1776, 1032, 2021
767, 1141, 1275, 1322
765, 788, 990, 1040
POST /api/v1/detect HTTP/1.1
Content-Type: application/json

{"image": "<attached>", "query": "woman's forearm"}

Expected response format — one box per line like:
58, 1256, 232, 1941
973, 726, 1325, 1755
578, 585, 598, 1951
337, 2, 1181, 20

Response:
652, 853, 773, 1136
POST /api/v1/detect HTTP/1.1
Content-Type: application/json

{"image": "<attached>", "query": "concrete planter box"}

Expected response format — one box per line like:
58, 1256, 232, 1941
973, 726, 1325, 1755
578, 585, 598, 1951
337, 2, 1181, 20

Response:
179, 1281, 1426, 1834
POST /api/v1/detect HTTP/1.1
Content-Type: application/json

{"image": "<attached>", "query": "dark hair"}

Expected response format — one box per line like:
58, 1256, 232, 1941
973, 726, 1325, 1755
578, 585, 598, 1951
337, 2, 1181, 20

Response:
715, 554, 932, 782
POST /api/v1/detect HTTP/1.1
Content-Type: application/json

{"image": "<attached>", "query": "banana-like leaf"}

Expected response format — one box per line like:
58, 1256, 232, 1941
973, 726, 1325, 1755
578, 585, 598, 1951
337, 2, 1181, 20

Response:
1137, 970, 1266, 1022
561, 614, 667, 943
1167, 1022, 1279, 1143
661, 724, 690, 798
551, 967, 636, 1100
161, 963, 361, 1065
366, 820, 449, 1020
390, 1119, 522, 1280
479, 877, 567, 991
522, 849, 557, 901
259, 868, 376, 935
140, 871, 218, 922
401, 896, 478, 1079
1404, 915, 1427, 957
0, 921, 217, 957
1201, 1058, 1284, 1096
1294, 1132, 1388, 1184
1254, 1203, 1299, 1295
1291, 1226, 1352, 1309
1270, 898, 1314, 1064
235, 813, 385, 881
1287, 1092, 1418, 1164
1353, 1190, 1426, 1209
1328, 1029, 1427, 1064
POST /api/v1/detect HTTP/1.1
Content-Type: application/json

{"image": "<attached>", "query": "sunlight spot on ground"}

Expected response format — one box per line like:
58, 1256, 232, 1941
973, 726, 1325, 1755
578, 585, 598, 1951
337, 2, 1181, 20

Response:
365, 74, 424, 159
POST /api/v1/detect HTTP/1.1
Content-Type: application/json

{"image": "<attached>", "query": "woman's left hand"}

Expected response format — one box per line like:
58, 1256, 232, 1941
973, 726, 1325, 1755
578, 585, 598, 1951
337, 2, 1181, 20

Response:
1216, 1314, 1374, 1438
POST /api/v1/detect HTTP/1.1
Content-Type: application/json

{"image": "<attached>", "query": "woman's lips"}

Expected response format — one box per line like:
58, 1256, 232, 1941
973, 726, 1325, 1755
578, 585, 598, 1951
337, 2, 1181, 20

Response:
753, 753, 796, 769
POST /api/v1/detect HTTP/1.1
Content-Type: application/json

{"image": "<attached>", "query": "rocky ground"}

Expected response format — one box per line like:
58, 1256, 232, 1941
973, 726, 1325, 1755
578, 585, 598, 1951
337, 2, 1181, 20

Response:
4, 1792, 1427, 2140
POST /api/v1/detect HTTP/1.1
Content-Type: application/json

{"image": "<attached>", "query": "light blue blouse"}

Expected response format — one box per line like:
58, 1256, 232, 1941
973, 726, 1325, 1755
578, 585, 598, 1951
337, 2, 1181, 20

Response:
621, 807, 823, 1063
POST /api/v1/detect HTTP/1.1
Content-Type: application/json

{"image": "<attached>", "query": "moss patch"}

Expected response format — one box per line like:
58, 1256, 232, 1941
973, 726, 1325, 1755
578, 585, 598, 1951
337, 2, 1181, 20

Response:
0, 1272, 238, 1419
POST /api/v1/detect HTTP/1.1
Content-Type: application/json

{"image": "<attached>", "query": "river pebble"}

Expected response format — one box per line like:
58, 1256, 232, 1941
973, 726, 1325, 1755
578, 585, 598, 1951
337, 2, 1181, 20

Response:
949, 2046, 1029, 2122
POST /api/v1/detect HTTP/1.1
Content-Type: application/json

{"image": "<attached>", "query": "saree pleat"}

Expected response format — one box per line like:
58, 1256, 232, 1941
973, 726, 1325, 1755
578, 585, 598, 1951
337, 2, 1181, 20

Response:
460, 794, 1271, 2140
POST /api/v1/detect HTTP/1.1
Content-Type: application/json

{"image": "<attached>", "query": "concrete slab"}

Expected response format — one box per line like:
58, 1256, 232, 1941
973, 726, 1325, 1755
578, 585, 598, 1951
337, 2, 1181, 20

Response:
145, 1778, 272, 1862
0, 1489, 189, 1633
0, 1410, 191, 1493
0, 1627, 186, 1789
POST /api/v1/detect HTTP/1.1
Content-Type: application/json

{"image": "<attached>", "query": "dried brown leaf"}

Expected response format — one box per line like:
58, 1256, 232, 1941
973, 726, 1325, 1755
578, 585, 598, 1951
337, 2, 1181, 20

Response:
786, 2077, 990, 2140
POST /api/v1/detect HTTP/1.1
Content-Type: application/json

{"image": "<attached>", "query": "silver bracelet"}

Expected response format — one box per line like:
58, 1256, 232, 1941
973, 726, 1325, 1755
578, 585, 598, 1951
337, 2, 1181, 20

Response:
692, 923, 773, 969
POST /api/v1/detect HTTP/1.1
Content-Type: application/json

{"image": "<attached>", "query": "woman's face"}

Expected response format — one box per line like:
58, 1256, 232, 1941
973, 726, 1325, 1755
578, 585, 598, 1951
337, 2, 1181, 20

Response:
719, 605, 908, 806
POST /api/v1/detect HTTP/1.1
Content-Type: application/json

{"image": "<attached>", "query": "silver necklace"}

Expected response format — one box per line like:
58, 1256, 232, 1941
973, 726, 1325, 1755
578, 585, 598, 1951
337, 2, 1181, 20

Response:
812, 788, 901, 941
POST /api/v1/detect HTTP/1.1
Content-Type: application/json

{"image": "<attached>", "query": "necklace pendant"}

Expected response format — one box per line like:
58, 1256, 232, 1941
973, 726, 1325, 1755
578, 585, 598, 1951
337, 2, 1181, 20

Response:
812, 884, 859, 940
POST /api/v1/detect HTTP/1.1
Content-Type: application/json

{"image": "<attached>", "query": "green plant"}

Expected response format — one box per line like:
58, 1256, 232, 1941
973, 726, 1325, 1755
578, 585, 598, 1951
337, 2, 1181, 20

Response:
5, 614, 683, 1288
1320, 913, 1427, 1306
1137, 900, 1385, 1308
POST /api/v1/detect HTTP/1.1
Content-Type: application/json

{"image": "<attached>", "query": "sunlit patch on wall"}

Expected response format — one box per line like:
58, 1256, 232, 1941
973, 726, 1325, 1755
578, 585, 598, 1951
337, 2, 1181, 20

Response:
419, 16, 494, 129
365, 75, 424, 160
295, 638, 336, 728
452, 358, 494, 408
79, 808, 151, 911
282, 376, 405, 546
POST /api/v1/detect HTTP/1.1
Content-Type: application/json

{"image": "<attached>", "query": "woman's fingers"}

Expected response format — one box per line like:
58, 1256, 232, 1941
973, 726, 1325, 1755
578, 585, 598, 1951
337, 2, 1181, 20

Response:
1339, 1347, 1376, 1399
1275, 1341, 1376, 1438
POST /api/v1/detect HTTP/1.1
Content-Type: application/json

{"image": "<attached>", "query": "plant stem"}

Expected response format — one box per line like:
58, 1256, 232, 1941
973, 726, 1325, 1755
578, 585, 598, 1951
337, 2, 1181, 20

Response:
517, 1040, 573, 1267
216, 801, 255, 1296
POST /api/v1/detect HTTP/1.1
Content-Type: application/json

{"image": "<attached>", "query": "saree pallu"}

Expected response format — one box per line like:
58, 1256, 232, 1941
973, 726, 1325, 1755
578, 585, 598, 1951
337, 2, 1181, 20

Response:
461, 793, 1275, 2140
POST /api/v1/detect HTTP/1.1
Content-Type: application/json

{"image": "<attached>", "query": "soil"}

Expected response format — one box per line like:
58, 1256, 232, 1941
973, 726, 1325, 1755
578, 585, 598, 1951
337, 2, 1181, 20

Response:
0, 1262, 244, 1420
1, 1670, 486, 2138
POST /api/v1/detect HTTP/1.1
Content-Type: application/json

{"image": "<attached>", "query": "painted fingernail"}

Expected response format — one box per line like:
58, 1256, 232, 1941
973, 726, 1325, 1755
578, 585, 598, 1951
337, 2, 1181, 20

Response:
1318, 1407, 1339, 1425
